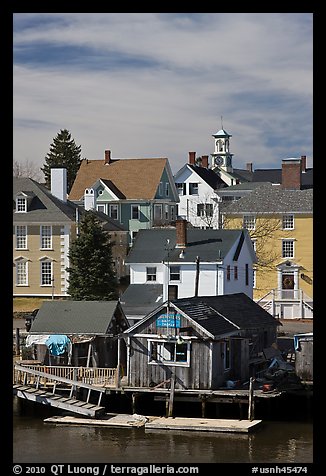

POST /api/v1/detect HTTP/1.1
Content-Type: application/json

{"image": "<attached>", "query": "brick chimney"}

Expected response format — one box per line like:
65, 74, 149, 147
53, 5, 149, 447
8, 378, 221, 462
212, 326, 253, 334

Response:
104, 149, 111, 165
246, 162, 253, 172
282, 158, 302, 190
188, 151, 196, 166
201, 155, 209, 168
301, 155, 307, 172
175, 219, 187, 248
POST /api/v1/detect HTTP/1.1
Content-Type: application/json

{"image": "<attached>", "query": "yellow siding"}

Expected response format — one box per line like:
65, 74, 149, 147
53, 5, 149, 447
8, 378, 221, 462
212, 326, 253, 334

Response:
224, 214, 313, 300
13, 224, 74, 297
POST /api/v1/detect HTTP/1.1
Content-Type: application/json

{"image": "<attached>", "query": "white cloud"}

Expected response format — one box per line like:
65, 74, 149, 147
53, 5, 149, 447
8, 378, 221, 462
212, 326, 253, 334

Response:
13, 13, 313, 174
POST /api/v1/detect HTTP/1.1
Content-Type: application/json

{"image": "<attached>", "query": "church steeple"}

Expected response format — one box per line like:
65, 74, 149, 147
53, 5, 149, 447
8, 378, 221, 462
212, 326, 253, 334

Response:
210, 118, 233, 173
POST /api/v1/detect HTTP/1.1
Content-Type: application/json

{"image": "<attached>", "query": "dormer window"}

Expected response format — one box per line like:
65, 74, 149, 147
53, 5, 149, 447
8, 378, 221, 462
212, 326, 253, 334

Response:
16, 197, 27, 212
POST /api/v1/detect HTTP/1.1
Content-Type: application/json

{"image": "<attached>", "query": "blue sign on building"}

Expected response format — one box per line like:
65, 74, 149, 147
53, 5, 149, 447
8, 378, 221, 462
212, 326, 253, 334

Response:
156, 313, 181, 328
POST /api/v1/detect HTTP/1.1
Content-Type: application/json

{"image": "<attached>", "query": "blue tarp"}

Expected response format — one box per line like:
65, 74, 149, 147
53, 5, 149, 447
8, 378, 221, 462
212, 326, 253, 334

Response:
45, 335, 71, 356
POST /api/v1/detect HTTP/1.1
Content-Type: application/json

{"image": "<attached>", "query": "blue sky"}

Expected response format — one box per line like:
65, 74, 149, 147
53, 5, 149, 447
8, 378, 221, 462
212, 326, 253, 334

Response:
13, 13, 313, 174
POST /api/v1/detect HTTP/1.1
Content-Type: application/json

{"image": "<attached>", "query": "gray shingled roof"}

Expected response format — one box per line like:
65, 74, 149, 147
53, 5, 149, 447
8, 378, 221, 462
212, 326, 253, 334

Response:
13, 177, 125, 230
125, 228, 244, 264
172, 293, 279, 336
120, 284, 163, 317
30, 300, 123, 334
221, 184, 313, 214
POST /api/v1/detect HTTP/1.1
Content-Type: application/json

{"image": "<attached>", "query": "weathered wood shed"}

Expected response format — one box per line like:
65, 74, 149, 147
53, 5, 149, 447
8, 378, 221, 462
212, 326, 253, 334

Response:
294, 333, 313, 382
27, 300, 129, 369
123, 293, 279, 390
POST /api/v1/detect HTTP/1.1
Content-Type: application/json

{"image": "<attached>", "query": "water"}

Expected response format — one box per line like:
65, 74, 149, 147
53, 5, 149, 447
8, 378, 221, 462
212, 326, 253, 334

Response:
13, 399, 313, 464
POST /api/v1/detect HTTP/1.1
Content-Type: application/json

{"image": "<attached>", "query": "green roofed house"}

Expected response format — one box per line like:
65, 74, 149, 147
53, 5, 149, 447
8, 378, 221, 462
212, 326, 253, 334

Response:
68, 150, 179, 245
27, 300, 129, 371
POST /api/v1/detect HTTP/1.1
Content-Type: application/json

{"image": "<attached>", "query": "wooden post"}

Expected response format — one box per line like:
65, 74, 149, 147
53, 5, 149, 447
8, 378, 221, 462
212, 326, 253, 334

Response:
132, 393, 137, 414
248, 377, 255, 421
195, 256, 200, 297
116, 337, 121, 389
168, 372, 175, 417
86, 343, 92, 367
201, 396, 206, 418
15, 328, 20, 356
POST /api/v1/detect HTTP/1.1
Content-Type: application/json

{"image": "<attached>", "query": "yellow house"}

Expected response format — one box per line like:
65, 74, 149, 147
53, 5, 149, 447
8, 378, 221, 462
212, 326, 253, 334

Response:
220, 181, 313, 319
13, 169, 127, 298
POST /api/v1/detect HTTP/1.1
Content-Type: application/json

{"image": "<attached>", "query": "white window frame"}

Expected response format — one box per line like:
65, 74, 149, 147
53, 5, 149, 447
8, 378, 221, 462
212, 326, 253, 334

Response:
16, 197, 27, 212
146, 267, 157, 282
148, 339, 191, 367
282, 214, 294, 230
165, 183, 169, 197
40, 225, 52, 250
159, 182, 163, 196
176, 183, 184, 196
96, 203, 107, 214
15, 259, 28, 286
170, 205, 176, 222
154, 204, 162, 221
165, 204, 169, 220
282, 239, 295, 259
243, 215, 256, 230
131, 204, 140, 220
170, 266, 181, 282
40, 260, 53, 286
189, 183, 199, 196
15, 225, 27, 249
253, 268, 257, 289
109, 204, 119, 221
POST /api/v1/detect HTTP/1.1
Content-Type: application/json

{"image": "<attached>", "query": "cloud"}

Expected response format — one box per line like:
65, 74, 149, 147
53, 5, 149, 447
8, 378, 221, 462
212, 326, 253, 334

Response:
13, 13, 313, 173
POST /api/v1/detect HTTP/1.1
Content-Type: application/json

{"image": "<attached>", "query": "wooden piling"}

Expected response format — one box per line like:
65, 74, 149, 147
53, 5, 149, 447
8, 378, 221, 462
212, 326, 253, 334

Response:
168, 373, 175, 417
248, 377, 255, 421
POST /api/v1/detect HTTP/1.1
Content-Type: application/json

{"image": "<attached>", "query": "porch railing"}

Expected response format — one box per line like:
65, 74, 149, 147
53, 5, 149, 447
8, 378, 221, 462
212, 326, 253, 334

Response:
13, 364, 117, 388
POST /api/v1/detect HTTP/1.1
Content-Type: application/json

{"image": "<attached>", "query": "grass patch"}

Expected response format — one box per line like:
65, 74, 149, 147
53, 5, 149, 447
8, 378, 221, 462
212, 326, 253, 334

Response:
13, 297, 51, 312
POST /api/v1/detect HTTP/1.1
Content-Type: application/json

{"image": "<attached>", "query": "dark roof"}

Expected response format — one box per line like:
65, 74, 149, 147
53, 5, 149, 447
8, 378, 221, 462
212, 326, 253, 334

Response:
125, 228, 245, 264
188, 164, 227, 189
252, 168, 313, 189
232, 168, 254, 183
13, 177, 125, 231
100, 179, 126, 199
30, 300, 124, 334
172, 293, 279, 337
221, 183, 313, 214
120, 284, 163, 317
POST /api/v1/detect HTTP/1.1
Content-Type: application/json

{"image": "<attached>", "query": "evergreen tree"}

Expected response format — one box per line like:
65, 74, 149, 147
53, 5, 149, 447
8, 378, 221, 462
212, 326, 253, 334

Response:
41, 129, 82, 193
67, 211, 118, 300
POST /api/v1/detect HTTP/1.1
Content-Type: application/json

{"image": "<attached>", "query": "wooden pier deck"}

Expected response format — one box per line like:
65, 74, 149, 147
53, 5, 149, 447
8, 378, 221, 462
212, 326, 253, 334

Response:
44, 413, 262, 433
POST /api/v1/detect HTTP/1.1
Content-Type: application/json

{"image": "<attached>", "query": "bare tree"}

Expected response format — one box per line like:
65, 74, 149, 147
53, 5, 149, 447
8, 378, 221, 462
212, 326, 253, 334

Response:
13, 159, 43, 182
186, 193, 220, 229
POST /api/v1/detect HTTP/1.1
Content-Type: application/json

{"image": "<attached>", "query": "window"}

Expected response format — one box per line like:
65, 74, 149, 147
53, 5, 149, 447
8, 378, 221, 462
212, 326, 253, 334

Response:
40, 225, 52, 249
170, 206, 176, 222
16, 197, 27, 212
227, 265, 231, 281
154, 204, 162, 221
165, 204, 169, 220
170, 266, 180, 281
253, 268, 257, 289
245, 264, 249, 286
168, 285, 178, 300
176, 183, 184, 196
146, 267, 157, 282
131, 205, 140, 220
243, 215, 256, 230
97, 204, 107, 214
41, 260, 52, 286
251, 239, 257, 252
234, 266, 238, 280
282, 240, 294, 258
159, 182, 163, 196
149, 340, 190, 366
165, 183, 169, 197
197, 203, 213, 217
221, 340, 230, 370
189, 183, 199, 195
282, 214, 294, 230
109, 204, 119, 220
16, 260, 28, 286
15, 226, 27, 249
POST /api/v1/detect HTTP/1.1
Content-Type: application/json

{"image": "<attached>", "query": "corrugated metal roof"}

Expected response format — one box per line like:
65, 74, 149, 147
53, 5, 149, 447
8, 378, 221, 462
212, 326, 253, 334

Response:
30, 300, 122, 334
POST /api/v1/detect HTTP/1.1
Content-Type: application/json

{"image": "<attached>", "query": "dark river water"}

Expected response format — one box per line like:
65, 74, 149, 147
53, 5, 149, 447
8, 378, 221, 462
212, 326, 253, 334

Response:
13, 398, 313, 464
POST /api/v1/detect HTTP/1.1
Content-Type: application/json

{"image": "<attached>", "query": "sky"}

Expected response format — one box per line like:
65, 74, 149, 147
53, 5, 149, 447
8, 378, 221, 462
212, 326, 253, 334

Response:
13, 13, 313, 175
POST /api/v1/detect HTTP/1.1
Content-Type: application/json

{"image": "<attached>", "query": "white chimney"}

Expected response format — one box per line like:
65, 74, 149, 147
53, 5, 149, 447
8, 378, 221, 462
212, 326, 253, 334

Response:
84, 188, 96, 210
51, 168, 67, 202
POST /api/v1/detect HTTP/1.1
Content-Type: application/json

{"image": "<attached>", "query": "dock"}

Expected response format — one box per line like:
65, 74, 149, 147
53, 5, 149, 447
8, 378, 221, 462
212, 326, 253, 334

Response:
44, 413, 262, 433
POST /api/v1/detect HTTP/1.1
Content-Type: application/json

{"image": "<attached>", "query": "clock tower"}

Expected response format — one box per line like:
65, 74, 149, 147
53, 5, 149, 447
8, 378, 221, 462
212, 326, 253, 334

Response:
211, 126, 233, 173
